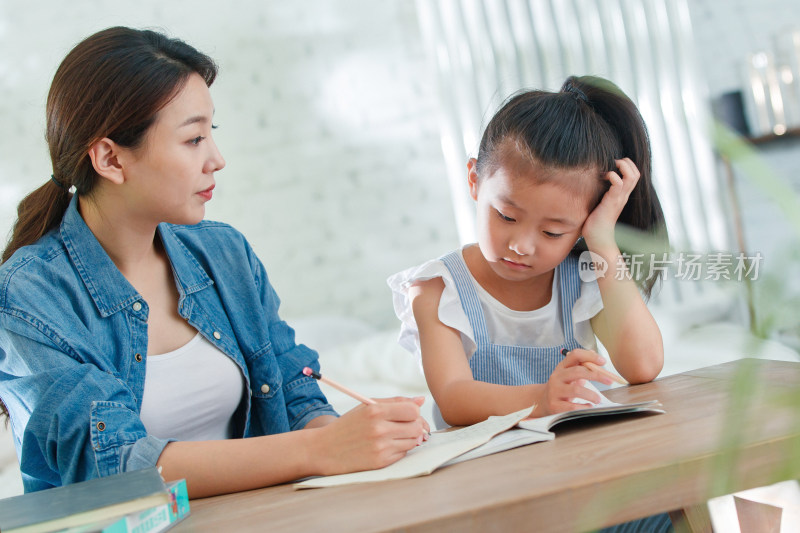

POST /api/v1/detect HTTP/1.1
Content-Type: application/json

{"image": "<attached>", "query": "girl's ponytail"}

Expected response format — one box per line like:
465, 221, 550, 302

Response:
568, 76, 669, 298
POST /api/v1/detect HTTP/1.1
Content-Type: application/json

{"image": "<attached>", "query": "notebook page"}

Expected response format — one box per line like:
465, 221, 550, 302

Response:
294, 405, 534, 489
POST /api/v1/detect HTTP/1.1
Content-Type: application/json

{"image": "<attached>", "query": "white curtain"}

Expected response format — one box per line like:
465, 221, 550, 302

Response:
416, 0, 735, 251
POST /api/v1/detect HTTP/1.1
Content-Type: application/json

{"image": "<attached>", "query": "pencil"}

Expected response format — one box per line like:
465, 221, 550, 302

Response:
582, 361, 628, 385
560, 348, 628, 385
302, 367, 377, 405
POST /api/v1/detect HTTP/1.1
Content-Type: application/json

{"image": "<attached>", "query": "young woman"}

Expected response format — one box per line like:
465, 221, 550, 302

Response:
0, 26, 427, 497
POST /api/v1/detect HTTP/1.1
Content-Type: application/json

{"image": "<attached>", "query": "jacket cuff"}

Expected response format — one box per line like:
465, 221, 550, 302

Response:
291, 404, 339, 431
119, 435, 176, 472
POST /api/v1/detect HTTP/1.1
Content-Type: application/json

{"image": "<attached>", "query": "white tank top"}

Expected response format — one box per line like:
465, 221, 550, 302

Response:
140, 333, 245, 441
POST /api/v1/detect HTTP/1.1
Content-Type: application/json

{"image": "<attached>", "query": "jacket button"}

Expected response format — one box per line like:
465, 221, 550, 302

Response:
132, 302, 142, 312
260, 384, 270, 394
96, 422, 106, 431
134, 353, 143, 362
213, 331, 221, 340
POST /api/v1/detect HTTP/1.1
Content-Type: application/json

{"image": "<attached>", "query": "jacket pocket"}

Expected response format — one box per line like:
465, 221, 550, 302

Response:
90, 401, 142, 451
248, 342, 281, 400
90, 401, 145, 477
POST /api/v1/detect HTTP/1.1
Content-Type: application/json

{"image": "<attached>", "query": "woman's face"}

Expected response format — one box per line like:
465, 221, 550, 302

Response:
117, 72, 225, 226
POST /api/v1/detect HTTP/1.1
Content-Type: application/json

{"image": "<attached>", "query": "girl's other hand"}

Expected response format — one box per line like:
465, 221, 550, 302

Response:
313, 397, 429, 475
581, 157, 640, 251
540, 348, 614, 415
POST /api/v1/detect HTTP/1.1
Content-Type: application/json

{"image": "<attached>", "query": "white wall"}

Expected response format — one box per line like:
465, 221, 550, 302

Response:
0, 1, 457, 330
689, 0, 800, 95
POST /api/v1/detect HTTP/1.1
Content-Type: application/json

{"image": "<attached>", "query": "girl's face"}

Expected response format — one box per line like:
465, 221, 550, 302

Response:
117, 72, 225, 226
468, 156, 593, 284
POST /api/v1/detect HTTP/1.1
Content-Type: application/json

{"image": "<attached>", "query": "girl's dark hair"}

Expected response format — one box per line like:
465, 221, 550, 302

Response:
475, 75, 669, 298
1, 26, 217, 265
0, 27, 217, 420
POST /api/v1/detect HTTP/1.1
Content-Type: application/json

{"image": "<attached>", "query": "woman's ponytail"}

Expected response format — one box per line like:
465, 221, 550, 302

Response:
2, 179, 72, 264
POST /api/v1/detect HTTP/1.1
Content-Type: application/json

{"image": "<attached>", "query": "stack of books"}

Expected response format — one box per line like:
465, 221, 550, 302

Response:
0, 467, 189, 533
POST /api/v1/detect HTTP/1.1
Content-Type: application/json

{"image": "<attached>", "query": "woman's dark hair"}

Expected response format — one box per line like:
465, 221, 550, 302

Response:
0, 26, 217, 419
475, 75, 669, 299
1, 26, 217, 265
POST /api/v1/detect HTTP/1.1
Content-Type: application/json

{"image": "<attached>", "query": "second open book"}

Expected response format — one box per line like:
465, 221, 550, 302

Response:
294, 385, 664, 489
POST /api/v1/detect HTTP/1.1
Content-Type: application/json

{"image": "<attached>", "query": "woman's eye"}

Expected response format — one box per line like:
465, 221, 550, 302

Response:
544, 231, 563, 238
496, 210, 515, 222
189, 136, 205, 145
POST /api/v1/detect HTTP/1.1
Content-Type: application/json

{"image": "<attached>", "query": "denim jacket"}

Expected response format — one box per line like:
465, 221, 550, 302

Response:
0, 195, 337, 492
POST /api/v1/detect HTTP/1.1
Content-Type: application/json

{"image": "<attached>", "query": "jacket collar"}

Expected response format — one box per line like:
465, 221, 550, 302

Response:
60, 195, 212, 317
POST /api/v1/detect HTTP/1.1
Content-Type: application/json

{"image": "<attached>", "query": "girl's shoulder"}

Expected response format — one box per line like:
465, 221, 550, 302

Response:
387, 255, 454, 294
388, 252, 477, 361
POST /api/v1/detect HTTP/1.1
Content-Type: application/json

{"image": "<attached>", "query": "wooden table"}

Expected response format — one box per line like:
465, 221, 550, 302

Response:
177, 359, 800, 532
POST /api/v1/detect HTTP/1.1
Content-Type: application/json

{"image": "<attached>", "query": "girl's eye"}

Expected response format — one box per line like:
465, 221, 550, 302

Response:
189, 136, 205, 145
544, 231, 563, 238
496, 209, 515, 222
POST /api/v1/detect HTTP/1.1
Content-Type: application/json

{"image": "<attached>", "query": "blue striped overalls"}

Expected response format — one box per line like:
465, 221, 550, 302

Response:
431, 251, 584, 428
440, 251, 583, 386
439, 251, 676, 532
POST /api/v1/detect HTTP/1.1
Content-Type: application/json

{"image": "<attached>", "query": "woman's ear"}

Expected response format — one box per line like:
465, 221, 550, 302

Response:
467, 158, 480, 201
87, 138, 125, 185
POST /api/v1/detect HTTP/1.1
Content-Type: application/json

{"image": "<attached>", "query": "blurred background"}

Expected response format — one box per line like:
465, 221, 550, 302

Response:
1, 0, 800, 500
0, 0, 799, 335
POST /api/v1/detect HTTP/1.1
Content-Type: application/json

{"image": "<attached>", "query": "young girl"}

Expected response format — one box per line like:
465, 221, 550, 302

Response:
0, 26, 428, 497
389, 76, 669, 429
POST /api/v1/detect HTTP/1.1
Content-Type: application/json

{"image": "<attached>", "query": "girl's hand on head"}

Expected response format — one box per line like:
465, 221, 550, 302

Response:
313, 396, 429, 475
581, 158, 641, 252
539, 349, 614, 415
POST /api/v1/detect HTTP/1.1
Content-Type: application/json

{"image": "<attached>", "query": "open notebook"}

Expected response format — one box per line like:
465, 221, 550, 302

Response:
445, 385, 664, 467
294, 385, 663, 489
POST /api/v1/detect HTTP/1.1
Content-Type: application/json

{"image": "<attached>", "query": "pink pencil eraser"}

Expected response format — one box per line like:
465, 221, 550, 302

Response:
302, 367, 312, 376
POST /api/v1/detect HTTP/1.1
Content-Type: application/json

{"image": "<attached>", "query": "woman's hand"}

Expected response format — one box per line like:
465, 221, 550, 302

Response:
538, 349, 614, 416
581, 158, 640, 252
312, 397, 429, 475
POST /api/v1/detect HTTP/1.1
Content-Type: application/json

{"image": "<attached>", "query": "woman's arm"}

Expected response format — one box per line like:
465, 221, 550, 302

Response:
0, 315, 427, 498
410, 278, 608, 426
157, 399, 425, 498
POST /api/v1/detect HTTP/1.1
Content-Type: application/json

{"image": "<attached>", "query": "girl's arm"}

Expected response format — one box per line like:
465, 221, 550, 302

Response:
583, 158, 664, 383
588, 249, 664, 383
410, 278, 609, 426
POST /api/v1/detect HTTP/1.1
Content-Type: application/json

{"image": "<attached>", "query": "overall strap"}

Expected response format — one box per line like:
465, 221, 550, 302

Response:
439, 251, 491, 347
558, 254, 582, 350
